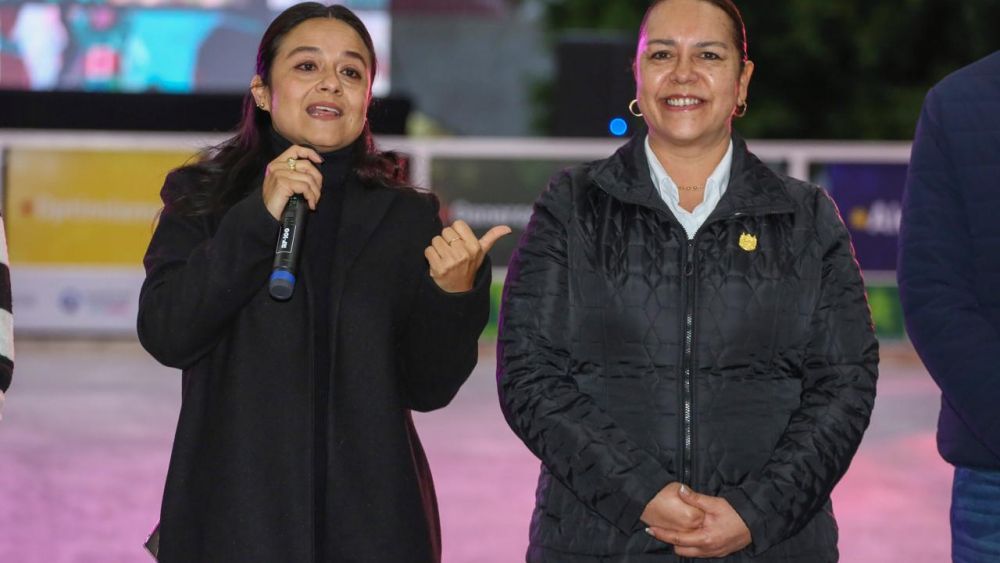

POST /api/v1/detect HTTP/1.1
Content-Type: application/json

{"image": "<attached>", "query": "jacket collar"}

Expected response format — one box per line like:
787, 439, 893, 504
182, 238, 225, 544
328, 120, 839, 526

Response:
589, 130, 795, 219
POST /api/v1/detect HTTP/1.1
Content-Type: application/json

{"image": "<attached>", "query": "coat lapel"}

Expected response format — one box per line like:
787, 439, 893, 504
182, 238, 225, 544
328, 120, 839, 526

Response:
332, 176, 398, 280
325, 175, 398, 372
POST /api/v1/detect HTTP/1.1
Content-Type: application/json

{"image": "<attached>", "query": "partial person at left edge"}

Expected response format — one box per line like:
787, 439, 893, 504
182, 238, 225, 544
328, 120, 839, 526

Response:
137, 3, 510, 562
0, 212, 13, 421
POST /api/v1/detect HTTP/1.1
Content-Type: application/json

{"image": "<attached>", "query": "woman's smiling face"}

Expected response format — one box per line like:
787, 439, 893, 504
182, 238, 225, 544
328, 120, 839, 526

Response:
635, 0, 753, 151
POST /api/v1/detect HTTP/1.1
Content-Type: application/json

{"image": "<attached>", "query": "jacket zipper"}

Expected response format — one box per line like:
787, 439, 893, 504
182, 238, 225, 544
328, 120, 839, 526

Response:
679, 213, 741, 488
674, 237, 697, 563
681, 238, 696, 488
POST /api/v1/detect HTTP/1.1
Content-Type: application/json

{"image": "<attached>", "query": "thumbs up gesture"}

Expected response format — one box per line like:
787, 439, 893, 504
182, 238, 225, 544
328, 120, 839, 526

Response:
425, 220, 511, 293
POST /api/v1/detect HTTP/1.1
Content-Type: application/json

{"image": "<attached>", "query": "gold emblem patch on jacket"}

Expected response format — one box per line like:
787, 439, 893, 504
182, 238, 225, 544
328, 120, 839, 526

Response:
739, 232, 758, 252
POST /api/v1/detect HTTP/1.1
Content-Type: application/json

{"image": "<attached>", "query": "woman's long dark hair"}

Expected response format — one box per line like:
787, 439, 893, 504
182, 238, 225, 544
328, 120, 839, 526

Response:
170, 2, 408, 216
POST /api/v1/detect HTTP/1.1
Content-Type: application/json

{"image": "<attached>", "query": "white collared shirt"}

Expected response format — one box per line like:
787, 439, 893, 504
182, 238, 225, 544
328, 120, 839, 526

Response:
644, 136, 733, 239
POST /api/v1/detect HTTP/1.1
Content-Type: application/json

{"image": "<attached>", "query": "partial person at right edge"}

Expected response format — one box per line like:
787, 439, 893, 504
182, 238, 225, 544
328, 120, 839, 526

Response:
0, 212, 11, 420
899, 50, 1000, 563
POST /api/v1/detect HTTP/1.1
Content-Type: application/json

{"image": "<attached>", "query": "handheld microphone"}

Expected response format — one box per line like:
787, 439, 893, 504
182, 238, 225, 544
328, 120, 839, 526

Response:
269, 194, 307, 300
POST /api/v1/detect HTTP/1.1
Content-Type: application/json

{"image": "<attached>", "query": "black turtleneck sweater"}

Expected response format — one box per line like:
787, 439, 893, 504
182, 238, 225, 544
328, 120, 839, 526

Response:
269, 129, 352, 559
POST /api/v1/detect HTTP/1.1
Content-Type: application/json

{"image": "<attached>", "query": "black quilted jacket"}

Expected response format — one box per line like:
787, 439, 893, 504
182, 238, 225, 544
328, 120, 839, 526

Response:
498, 133, 878, 562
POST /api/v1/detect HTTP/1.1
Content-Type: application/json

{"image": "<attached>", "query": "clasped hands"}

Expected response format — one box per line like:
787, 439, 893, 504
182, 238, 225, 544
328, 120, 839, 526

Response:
641, 482, 752, 559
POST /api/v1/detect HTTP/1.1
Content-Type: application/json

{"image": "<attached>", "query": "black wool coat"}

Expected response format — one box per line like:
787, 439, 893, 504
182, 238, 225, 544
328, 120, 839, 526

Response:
139, 168, 489, 562
498, 133, 878, 562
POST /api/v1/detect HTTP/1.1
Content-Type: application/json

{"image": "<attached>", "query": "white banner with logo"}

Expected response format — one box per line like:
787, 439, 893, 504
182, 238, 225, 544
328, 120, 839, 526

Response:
11, 267, 144, 335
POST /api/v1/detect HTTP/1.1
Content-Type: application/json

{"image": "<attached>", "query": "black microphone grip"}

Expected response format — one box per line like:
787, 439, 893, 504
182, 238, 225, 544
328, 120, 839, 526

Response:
269, 194, 307, 300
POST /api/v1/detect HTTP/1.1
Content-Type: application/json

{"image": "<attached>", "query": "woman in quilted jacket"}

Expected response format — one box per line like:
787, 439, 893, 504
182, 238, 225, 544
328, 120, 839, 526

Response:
497, 0, 879, 561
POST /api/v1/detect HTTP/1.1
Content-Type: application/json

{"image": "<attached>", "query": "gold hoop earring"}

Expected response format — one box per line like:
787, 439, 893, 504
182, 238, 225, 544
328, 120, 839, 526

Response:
734, 101, 748, 118
628, 99, 643, 117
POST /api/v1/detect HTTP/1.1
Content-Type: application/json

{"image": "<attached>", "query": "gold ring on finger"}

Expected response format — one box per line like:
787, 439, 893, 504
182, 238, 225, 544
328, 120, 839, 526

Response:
287, 157, 297, 171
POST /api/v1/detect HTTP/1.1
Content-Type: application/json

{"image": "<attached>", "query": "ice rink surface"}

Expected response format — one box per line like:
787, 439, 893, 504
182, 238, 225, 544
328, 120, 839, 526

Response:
0, 340, 950, 562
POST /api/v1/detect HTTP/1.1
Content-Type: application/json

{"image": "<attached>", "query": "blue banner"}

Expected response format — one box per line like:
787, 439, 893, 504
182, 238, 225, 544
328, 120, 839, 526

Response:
822, 163, 906, 272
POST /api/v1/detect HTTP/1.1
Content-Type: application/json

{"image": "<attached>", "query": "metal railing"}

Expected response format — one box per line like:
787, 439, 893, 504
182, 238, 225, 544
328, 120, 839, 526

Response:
0, 129, 913, 188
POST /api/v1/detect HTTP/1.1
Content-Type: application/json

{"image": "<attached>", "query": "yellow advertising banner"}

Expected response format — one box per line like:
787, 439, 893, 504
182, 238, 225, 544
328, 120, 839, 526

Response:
6, 148, 192, 265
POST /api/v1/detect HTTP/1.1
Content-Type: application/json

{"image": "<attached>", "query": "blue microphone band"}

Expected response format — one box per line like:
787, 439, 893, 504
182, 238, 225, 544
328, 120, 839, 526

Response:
269, 194, 307, 300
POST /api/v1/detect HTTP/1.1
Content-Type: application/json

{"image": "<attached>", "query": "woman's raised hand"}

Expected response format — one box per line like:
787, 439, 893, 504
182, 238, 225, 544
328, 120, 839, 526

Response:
262, 146, 324, 220
425, 220, 511, 293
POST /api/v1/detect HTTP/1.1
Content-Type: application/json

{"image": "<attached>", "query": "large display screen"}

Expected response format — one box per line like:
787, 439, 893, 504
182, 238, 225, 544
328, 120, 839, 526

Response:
0, 0, 390, 95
